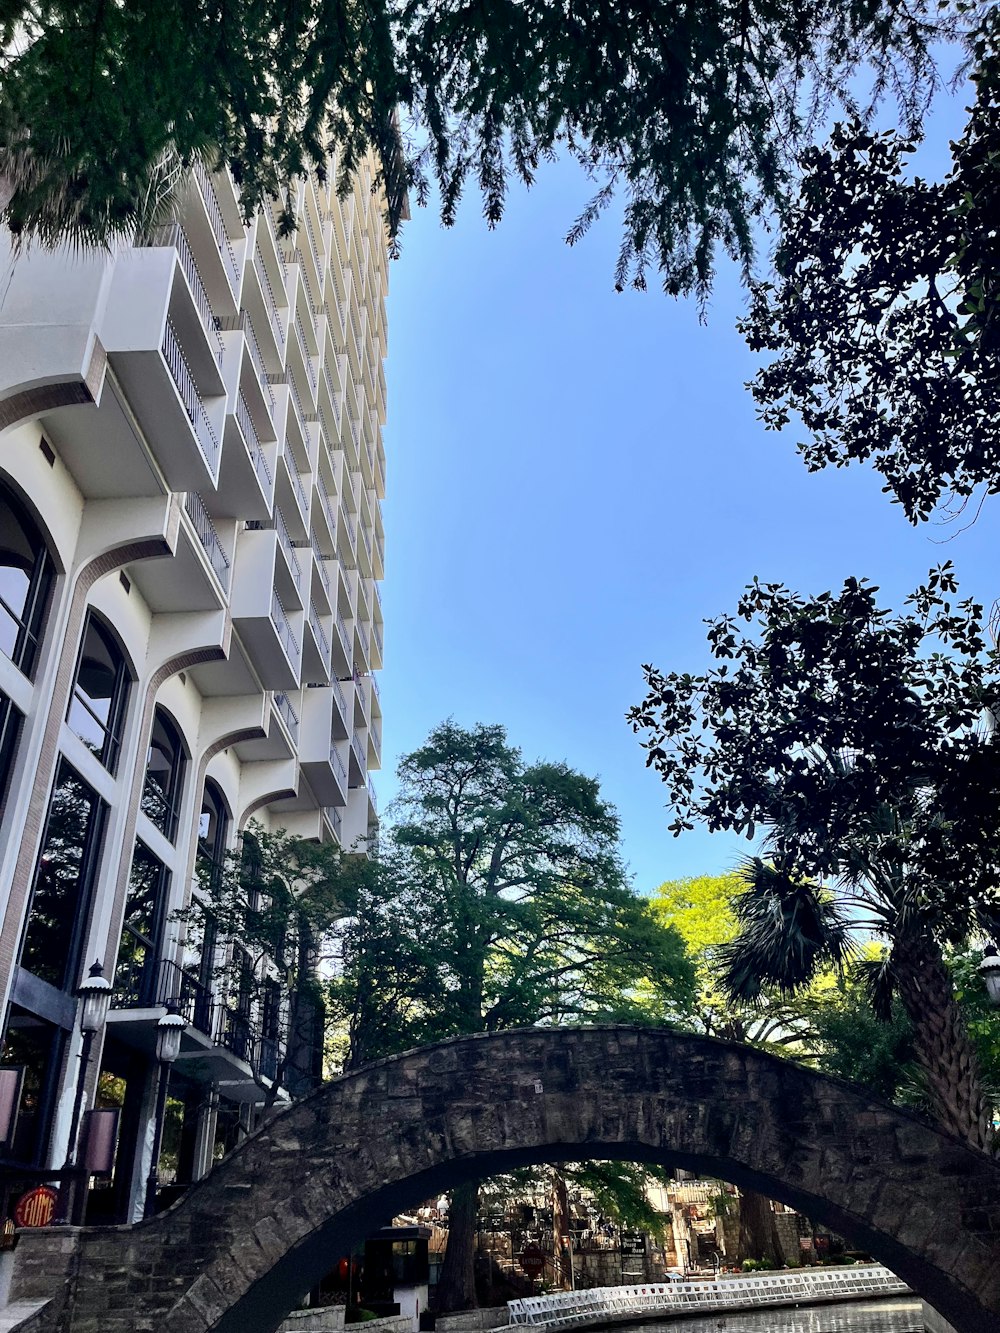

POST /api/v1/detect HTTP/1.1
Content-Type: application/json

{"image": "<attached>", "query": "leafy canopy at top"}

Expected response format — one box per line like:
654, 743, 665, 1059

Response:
0, 0, 962, 297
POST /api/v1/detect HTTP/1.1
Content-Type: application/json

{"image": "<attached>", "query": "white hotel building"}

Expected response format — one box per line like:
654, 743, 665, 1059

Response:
0, 153, 393, 1221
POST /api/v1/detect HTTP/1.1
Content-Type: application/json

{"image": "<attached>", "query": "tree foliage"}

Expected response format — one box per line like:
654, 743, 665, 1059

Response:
629, 567, 1000, 1148
741, 8, 1000, 521
0, 0, 960, 296
328, 720, 696, 1068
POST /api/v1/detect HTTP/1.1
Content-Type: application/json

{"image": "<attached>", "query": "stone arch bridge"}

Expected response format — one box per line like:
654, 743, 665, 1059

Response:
12, 1027, 1000, 1333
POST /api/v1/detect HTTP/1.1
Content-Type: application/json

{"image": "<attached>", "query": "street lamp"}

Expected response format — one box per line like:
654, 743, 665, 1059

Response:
59, 960, 112, 1223
143, 1006, 188, 1218
979, 949, 1000, 1006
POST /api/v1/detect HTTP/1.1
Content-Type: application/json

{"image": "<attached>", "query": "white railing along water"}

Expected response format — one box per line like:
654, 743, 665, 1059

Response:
506, 1267, 910, 1329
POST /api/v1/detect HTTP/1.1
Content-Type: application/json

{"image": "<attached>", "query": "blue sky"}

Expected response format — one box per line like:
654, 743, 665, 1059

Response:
376, 83, 997, 898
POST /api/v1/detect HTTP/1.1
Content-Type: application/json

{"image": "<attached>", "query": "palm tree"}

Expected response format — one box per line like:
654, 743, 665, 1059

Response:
720, 851, 995, 1152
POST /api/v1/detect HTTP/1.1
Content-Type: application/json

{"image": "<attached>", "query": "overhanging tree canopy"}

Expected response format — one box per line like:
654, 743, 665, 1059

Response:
0, 0, 959, 296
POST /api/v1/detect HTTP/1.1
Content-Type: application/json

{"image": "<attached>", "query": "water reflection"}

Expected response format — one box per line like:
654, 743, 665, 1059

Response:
607, 1298, 924, 1333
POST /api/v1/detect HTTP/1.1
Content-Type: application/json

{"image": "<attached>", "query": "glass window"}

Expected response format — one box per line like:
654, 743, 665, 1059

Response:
0, 482, 53, 679
0, 690, 24, 818
67, 615, 130, 772
114, 841, 169, 1007
141, 709, 186, 841
197, 781, 229, 879
21, 761, 107, 990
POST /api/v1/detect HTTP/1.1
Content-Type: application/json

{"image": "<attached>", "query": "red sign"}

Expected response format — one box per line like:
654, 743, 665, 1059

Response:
14, 1186, 58, 1228
520, 1244, 544, 1278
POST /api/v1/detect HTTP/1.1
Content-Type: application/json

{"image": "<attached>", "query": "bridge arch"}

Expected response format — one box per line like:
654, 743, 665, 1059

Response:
53, 1027, 1000, 1333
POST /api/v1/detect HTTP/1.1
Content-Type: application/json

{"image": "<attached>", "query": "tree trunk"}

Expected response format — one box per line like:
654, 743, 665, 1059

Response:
891, 931, 993, 1153
551, 1168, 572, 1290
437, 1182, 479, 1311
737, 1189, 781, 1265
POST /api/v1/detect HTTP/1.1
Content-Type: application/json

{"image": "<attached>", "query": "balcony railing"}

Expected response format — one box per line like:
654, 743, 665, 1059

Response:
335, 609, 350, 657
332, 674, 348, 722
331, 744, 347, 786
356, 619, 369, 658
320, 485, 337, 536
367, 773, 378, 812
373, 622, 384, 655
193, 162, 240, 297
163, 320, 220, 472
304, 206, 325, 281
115, 957, 214, 1035
274, 690, 299, 740
312, 542, 331, 594
262, 205, 288, 281
351, 729, 365, 768
323, 805, 343, 839
360, 523, 373, 562
295, 316, 318, 391
274, 508, 302, 589
291, 463, 309, 520
368, 671, 381, 703
309, 608, 331, 660
271, 591, 301, 670
147, 222, 224, 363
235, 392, 272, 491
254, 244, 286, 347
240, 311, 276, 413
370, 719, 382, 754
184, 490, 230, 590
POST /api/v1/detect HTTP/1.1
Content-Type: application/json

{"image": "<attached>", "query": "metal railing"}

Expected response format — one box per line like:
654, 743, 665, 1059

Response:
506, 1268, 911, 1329
295, 315, 318, 391
320, 485, 337, 536
323, 805, 343, 838
332, 674, 348, 721
372, 622, 384, 655
274, 690, 299, 740
148, 222, 224, 362
367, 774, 378, 812
235, 392, 272, 490
262, 205, 288, 281
193, 162, 240, 297
162, 320, 220, 472
240, 311, 276, 412
273, 508, 301, 589
335, 609, 351, 658
271, 592, 301, 669
360, 523, 373, 562
370, 719, 381, 754
254, 243, 286, 347
291, 464, 309, 520
356, 619, 370, 660
351, 729, 365, 767
368, 671, 380, 703
184, 490, 230, 590
309, 608, 331, 660
330, 744, 348, 786
304, 206, 325, 280
287, 370, 311, 439
312, 542, 332, 594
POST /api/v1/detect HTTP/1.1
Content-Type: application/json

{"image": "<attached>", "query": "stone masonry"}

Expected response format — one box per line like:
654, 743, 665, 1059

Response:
10, 1027, 1000, 1333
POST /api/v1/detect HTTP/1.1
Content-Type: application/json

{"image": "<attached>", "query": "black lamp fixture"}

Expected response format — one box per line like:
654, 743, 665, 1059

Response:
58, 960, 112, 1223
144, 1005, 188, 1218
979, 948, 1000, 1007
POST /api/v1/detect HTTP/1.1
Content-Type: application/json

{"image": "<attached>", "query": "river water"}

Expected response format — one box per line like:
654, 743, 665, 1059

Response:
598, 1299, 925, 1333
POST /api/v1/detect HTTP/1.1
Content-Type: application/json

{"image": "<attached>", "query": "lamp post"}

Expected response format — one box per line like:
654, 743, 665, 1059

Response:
143, 1006, 187, 1218
59, 960, 112, 1224
979, 948, 1000, 1006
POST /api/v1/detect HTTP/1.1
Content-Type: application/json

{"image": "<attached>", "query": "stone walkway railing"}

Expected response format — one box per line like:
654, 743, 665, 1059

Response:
506, 1265, 911, 1328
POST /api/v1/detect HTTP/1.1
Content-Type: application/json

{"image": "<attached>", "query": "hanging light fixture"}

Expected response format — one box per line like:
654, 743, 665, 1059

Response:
978, 949, 1000, 1007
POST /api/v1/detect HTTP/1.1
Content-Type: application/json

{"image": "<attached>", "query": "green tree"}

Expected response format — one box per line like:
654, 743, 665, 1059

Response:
740, 8, 1000, 522
0, 0, 959, 296
629, 565, 1000, 1152
327, 719, 695, 1309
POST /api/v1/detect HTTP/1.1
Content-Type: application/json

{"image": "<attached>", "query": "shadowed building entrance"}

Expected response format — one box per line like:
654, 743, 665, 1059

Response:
11, 1027, 1000, 1333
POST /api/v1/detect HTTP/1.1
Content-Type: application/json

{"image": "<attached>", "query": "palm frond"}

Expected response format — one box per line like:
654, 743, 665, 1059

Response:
718, 857, 857, 1004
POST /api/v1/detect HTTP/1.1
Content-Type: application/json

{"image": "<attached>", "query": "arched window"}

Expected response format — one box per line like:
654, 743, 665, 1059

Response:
67, 613, 131, 773
197, 781, 229, 878
141, 708, 186, 841
0, 480, 54, 679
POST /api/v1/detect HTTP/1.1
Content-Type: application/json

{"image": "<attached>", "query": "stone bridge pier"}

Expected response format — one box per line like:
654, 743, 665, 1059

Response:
8, 1027, 1000, 1333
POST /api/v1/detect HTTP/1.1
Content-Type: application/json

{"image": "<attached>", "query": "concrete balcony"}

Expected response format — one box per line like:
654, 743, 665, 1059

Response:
231, 533, 303, 689
213, 388, 274, 522
298, 689, 349, 805
354, 618, 371, 674
242, 508, 304, 609
129, 493, 230, 613
274, 439, 311, 542
101, 245, 227, 492
349, 726, 367, 785
185, 163, 243, 313
321, 805, 343, 844
304, 604, 333, 682
368, 716, 382, 769
313, 479, 338, 554
331, 674, 351, 739
332, 607, 352, 677
370, 617, 384, 669
231, 691, 299, 762
340, 782, 377, 855
245, 229, 288, 372
310, 544, 335, 614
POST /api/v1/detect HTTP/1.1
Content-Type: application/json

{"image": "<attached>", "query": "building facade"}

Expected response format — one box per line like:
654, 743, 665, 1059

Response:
0, 154, 389, 1221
